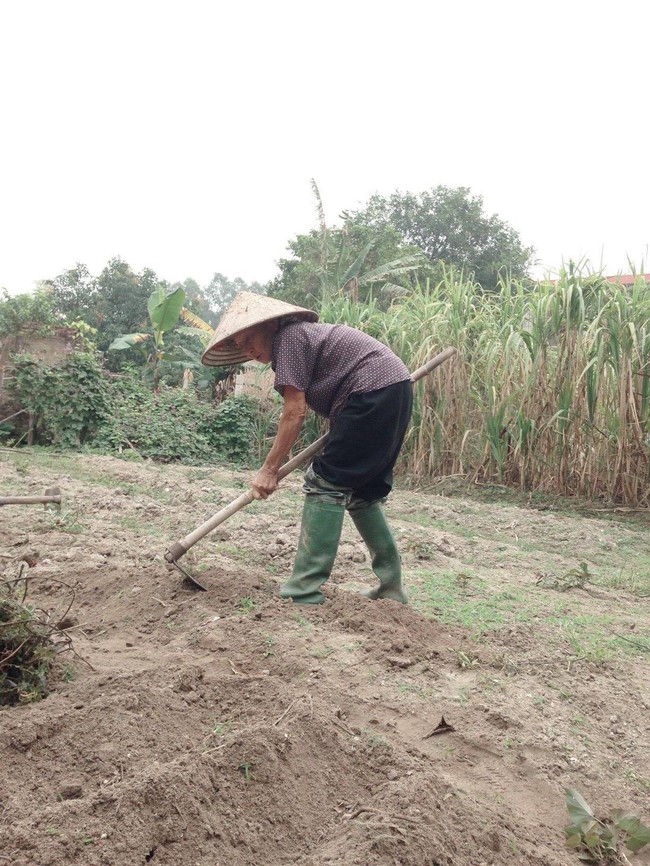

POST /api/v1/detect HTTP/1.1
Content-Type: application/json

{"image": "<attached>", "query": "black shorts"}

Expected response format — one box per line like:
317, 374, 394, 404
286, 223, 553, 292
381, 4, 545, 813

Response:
312, 379, 413, 502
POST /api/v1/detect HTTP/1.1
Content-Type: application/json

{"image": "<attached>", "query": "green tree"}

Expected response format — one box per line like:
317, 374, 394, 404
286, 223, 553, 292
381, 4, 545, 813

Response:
203, 273, 266, 321
95, 258, 159, 353
41, 263, 99, 325
348, 186, 535, 290
167, 277, 216, 327
42, 258, 160, 361
269, 182, 426, 309
0, 288, 58, 338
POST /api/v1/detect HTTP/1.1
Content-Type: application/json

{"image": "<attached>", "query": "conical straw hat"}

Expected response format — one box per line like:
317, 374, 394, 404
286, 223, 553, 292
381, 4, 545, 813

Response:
201, 291, 319, 367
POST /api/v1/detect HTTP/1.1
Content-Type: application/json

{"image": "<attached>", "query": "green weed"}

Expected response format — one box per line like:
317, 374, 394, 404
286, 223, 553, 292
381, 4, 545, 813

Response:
237, 596, 256, 614
238, 762, 253, 782
623, 769, 650, 792
363, 730, 391, 751
309, 645, 336, 658
565, 788, 650, 861
395, 681, 434, 699
596, 566, 650, 598
44, 509, 84, 534
292, 614, 312, 630
412, 570, 530, 631
536, 562, 592, 592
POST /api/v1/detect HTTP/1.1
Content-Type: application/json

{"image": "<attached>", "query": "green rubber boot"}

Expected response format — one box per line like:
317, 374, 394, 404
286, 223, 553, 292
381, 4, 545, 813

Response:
350, 501, 408, 604
279, 494, 346, 604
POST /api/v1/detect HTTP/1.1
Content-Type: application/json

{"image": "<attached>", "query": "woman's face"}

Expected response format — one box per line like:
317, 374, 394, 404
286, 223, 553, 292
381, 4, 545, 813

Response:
232, 321, 277, 364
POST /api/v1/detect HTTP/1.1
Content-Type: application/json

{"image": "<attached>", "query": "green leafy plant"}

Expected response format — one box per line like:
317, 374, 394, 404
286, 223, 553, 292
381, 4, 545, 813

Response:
91, 375, 259, 465
108, 284, 225, 390
537, 562, 592, 592
204, 395, 259, 464
108, 284, 186, 384
564, 788, 650, 863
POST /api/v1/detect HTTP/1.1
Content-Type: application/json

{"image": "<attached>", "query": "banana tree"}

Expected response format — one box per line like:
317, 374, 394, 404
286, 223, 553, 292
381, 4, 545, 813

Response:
109, 285, 189, 386
171, 308, 237, 395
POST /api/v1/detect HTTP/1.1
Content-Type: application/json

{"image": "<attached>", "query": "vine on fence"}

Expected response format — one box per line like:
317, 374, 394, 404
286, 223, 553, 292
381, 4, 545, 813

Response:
7, 352, 260, 465
9, 354, 114, 448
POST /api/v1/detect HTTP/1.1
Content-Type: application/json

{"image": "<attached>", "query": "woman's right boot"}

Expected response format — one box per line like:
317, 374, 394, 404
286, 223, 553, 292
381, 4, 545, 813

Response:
279, 493, 346, 604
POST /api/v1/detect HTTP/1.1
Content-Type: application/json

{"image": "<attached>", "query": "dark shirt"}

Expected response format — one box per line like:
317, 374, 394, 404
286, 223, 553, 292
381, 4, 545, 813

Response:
272, 321, 411, 421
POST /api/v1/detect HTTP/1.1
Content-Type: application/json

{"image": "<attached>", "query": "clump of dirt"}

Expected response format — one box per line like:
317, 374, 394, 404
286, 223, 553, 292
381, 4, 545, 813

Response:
0, 452, 649, 866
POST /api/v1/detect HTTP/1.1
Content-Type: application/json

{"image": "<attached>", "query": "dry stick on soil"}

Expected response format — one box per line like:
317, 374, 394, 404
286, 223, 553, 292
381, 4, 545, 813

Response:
332, 718, 356, 736
226, 658, 249, 677
345, 807, 420, 826
202, 743, 228, 755
273, 699, 298, 727
151, 596, 170, 607
608, 630, 650, 652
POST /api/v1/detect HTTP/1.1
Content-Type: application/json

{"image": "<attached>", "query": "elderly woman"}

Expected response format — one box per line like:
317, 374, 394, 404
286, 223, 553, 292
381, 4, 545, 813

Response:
202, 292, 412, 605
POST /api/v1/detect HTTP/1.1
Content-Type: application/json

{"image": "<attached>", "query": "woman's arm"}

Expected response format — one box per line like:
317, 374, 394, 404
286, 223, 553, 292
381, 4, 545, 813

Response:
251, 385, 307, 499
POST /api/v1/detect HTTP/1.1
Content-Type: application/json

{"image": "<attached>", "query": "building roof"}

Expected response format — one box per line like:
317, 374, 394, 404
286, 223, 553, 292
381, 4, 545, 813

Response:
603, 274, 650, 286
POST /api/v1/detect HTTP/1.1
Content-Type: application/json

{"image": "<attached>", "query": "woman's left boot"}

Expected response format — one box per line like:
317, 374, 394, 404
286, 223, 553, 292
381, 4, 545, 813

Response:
349, 501, 408, 604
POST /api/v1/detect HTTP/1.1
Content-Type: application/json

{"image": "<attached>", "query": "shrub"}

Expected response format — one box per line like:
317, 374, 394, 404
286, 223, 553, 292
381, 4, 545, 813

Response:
9, 355, 260, 466
93, 375, 259, 465
9, 353, 114, 448
0, 580, 56, 705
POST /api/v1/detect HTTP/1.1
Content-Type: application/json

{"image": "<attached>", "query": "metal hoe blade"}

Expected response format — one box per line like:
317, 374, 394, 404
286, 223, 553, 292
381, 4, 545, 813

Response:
168, 558, 208, 592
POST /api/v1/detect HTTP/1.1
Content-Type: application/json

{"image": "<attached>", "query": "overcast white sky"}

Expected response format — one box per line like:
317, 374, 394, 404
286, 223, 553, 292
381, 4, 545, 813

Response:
1, 0, 648, 297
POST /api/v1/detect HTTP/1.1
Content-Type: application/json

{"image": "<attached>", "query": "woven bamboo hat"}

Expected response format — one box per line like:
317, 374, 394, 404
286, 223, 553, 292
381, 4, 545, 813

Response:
201, 291, 319, 367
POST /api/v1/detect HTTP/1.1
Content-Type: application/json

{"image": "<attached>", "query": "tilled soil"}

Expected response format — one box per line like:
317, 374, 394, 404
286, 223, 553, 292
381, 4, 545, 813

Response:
1, 452, 649, 866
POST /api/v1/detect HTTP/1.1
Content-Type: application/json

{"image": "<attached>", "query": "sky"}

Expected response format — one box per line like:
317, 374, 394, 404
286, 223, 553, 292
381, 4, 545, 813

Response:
1, 0, 648, 297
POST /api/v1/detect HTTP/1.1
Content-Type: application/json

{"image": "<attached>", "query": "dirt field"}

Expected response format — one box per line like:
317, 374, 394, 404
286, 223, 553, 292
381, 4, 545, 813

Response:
1, 450, 649, 866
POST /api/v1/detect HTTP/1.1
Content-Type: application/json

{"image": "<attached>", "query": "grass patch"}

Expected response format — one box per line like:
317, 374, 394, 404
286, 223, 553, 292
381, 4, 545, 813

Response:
410, 569, 532, 630
237, 596, 256, 614
114, 516, 163, 535
411, 566, 648, 661
595, 566, 650, 598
